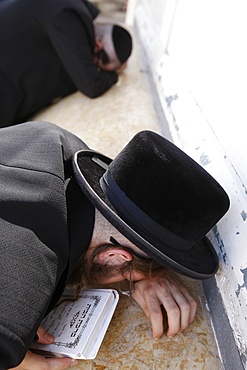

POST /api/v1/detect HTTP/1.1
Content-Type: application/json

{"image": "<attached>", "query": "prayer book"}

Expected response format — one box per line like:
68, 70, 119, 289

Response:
31, 288, 119, 360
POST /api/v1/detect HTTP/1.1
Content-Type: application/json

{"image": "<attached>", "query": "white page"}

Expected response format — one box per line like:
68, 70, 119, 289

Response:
31, 289, 119, 359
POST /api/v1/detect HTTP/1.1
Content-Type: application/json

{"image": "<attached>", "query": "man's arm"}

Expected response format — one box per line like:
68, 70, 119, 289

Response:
46, 8, 118, 98
0, 219, 59, 369
0, 122, 90, 369
132, 270, 197, 340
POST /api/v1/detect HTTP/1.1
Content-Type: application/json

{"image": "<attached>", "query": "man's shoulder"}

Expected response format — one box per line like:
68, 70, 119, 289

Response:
0, 120, 85, 146
1, 120, 66, 137
37, 0, 99, 19
0, 121, 88, 175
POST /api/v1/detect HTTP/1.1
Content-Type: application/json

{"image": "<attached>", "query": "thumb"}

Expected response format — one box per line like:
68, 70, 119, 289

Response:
36, 326, 55, 344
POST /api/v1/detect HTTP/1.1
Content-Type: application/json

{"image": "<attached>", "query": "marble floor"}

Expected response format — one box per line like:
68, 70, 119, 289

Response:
32, 3, 224, 370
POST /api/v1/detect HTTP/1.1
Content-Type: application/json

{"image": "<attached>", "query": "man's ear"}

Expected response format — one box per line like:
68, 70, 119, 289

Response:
94, 37, 103, 53
95, 248, 133, 266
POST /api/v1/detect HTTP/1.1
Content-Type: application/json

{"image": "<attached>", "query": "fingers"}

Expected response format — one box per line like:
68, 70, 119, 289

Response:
160, 288, 191, 338
36, 326, 55, 344
132, 273, 197, 340
41, 357, 78, 370
9, 351, 78, 370
180, 287, 197, 325
145, 295, 164, 340
132, 285, 164, 340
116, 62, 127, 74
157, 278, 197, 338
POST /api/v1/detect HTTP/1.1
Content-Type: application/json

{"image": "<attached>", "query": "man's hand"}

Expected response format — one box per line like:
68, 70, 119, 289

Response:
116, 62, 127, 74
9, 327, 78, 370
132, 270, 197, 340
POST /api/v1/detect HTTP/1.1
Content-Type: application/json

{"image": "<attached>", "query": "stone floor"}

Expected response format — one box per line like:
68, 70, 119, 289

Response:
32, 3, 224, 370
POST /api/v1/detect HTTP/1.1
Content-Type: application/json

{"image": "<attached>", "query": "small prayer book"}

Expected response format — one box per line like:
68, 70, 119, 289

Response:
31, 288, 119, 359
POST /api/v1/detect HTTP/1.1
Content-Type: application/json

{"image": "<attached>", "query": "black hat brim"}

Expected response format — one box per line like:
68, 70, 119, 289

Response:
73, 150, 219, 279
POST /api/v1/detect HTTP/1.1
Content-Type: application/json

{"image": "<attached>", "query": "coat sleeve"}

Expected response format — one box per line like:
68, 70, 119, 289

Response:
43, 3, 118, 98
0, 121, 89, 369
0, 219, 58, 369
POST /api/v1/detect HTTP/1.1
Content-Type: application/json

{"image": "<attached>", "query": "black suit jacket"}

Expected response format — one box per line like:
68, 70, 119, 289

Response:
0, 121, 95, 369
0, 0, 118, 126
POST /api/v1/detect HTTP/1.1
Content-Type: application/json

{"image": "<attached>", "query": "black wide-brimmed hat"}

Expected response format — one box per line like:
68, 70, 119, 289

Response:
73, 131, 230, 279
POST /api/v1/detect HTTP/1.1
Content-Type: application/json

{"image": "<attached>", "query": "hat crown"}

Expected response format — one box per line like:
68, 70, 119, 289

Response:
112, 25, 132, 63
73, 130, 230, 279
107, 131, 229, 242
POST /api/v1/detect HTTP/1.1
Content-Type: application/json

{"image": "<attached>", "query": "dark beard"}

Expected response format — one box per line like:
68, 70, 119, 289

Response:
67, 247, 128, 289
82, 261, 127, 287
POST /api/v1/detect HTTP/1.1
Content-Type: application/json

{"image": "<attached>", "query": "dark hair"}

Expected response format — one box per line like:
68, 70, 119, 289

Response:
112, 25, 132, 63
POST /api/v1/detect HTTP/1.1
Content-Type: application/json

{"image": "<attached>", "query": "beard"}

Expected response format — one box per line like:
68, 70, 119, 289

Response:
67, 244, 129, 289
79, 259, 128, 287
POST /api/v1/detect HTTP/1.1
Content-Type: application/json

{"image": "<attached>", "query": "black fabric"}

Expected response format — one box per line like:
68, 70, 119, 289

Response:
112, 25, 132, 63
108, 131, 229, 240
73, 131, 230, 279
0, 121, 95, 369
0, 0, 118, 127
75, 153, 218, 276
101, 171, 195, 250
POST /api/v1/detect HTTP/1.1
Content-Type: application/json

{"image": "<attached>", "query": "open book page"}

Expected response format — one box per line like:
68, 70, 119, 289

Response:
30, 289, 119, 359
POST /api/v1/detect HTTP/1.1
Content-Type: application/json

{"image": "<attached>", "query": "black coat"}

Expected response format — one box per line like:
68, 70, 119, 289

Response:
0, 121, 95, 369
0, 0, 118, 127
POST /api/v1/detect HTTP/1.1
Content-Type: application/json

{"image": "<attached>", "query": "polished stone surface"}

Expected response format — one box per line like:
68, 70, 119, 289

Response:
32, 5, 223, 370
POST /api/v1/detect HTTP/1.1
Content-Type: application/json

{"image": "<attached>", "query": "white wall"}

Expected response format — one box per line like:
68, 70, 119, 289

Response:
133, 0, 247, 367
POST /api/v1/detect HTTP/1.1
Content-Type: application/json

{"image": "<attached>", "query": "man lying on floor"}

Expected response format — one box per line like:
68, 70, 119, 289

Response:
0, 121, 229, 370
0, 0, 132, 127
